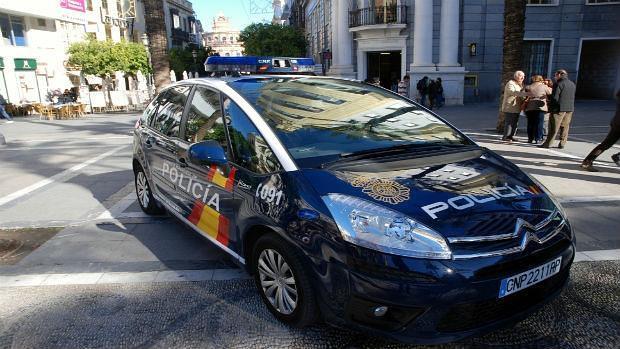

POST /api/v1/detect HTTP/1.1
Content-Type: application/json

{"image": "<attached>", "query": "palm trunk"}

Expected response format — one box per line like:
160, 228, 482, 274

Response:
144, 0, 171, 93
497, 0, 526, 132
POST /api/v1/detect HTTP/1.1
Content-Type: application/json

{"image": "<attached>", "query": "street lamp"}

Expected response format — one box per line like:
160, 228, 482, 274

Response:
192, 49, 198, 77
141, 33, 153, 98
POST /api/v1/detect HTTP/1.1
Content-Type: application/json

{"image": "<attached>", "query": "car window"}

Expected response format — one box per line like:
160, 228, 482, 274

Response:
152, 85, 191, 138
141, 91, 167, 126
184, 87, 228, 153
223, 97, 282, 174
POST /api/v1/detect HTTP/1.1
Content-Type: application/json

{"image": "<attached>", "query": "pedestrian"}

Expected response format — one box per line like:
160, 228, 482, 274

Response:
397, 75, 410, 98
435, 77, 445, 108
501, 70, 527, 142
538, 69, 576, 149
542, 78, 554, 137
0, 93, 13, 123
428, 79, 437, 109
416, 76, 429, 107
525, 75, 552, 143
580, 90, 620, 171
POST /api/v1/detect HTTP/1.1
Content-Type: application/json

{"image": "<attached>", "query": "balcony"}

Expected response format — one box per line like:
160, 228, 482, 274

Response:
349, 5, 408, 28
171, 28, 189, 41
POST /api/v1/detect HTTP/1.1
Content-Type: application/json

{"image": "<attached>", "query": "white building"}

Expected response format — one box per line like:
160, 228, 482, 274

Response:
203, 13, 243, 57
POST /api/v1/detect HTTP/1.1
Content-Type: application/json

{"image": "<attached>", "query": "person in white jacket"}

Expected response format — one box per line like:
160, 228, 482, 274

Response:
501, 71, 528, 142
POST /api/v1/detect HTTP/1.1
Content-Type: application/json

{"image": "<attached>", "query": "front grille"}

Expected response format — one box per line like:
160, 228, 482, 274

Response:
437, 268, 569, 333
468, 212, 548, 236
450, 210, 567, 259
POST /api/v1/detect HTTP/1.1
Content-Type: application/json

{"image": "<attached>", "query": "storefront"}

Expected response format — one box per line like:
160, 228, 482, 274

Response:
0, 57, 8, 103
12, 58, 42, 103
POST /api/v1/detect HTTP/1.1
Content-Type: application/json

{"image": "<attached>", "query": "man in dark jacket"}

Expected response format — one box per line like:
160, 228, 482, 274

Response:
580, 90, 620, 171
416, 76, 429, 107
539, 69, 576, 149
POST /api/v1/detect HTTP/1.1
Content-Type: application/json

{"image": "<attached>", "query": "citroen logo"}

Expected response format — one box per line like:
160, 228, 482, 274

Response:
515, 218, 543, 249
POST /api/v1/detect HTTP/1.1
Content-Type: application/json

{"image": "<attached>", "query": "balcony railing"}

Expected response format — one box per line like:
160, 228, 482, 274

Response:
349, 5, 408, 28
172, 28, 189, 41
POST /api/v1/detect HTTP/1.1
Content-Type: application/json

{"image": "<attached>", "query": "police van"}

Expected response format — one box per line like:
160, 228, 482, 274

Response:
132, 57, 574, 344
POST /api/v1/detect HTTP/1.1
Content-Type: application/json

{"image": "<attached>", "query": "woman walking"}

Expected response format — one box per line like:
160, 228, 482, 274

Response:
501, 71, 527, 142
525, 75, 552, 143
580, 90, 620, 171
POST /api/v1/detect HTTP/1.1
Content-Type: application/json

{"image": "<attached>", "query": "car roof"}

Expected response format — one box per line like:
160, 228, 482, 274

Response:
179, 75, 361, 86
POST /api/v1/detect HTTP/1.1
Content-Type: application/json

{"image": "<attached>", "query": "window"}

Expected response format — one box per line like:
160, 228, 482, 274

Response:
522, 40, 552, 80
37, 18, 46, 27
172, 12, 180, 29
464, 75, 478, 87
526, 0, 558, 5
207, 36, 211, 41
222, 36, 226, 42
0, 14, 26, 46
223, 97, 282, 174
230, 36, 233, 42
141, 90, 166, 126
152, 85, 191, 138
184, 87, 228, 154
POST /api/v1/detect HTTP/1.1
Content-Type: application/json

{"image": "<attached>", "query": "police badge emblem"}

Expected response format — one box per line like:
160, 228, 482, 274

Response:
349, 176, 410, 205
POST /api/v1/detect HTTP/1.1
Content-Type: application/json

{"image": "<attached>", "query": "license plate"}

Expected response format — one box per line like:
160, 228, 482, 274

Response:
498, 256, 562, 298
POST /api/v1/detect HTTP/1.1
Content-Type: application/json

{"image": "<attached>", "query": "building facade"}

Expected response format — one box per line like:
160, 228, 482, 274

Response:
291, 0, 620, 104
203, 13, 243, 57
0, 0, 203, 104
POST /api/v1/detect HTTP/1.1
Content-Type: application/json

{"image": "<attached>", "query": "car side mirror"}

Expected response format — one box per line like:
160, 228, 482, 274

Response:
188, 140, 228, 166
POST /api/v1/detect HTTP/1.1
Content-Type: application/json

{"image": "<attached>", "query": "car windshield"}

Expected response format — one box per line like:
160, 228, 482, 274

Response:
229, 77, 468, 168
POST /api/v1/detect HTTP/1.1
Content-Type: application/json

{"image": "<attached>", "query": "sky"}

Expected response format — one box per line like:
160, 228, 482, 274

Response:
193, 0, 274, 32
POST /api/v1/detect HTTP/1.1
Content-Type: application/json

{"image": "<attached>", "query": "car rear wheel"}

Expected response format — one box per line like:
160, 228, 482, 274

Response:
252, 234, 318, 327
135, 166, 164, 215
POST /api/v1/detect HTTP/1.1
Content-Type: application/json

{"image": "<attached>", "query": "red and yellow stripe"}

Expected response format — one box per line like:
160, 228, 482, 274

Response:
188, 199, 230, 246
206, 165, 237, 192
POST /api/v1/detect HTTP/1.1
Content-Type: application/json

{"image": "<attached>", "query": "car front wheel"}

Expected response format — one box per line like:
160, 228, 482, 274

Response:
252, 234, 319, 327
134, 165, 164, 215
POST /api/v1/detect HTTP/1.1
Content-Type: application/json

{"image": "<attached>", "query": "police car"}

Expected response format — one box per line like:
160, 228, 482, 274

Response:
132, 58, 574, 344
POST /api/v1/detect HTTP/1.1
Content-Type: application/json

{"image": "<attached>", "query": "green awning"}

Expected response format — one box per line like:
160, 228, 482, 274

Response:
14, 58, 37, 71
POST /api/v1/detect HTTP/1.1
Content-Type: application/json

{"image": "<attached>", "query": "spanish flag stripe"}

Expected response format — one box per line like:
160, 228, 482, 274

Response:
212, 170, 228, 188
216, 214, 230, 246
207, 165, 216, 182
225, 167, 237, 191
188, 199, 204, 225
196, 205, 220, 240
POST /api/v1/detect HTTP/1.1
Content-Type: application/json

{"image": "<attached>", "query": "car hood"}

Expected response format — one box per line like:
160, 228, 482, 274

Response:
301, 148, 559, 239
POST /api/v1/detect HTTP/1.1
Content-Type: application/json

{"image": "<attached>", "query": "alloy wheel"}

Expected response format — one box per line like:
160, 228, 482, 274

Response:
258, 248, 298, 315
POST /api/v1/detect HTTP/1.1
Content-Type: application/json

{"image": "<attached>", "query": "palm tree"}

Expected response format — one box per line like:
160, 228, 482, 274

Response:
143, 0, 171, 93
496, 0, 526, 132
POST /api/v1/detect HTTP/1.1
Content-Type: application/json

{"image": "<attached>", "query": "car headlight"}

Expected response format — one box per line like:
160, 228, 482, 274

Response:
322, 194, 451, 259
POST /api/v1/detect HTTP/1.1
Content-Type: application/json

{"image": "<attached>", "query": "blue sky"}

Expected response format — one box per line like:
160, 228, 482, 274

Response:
194, 0, 273, 32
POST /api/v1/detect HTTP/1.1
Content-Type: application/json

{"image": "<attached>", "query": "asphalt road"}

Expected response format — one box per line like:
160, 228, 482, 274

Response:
0, 261, 618, 349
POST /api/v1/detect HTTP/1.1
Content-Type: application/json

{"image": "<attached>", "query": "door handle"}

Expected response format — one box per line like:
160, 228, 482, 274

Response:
177, 157, 188, 168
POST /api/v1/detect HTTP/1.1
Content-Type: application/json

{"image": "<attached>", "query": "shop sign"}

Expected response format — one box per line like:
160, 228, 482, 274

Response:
14, 59, 37, 71
0, 57, 4, 69
59, 0, 87, 24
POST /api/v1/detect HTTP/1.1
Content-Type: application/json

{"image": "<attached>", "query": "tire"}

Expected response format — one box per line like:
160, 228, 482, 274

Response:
134, 165, 164, 215
252, 233, 319, 327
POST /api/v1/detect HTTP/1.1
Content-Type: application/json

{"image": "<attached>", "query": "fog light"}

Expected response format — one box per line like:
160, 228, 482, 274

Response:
373, 306, 388, 317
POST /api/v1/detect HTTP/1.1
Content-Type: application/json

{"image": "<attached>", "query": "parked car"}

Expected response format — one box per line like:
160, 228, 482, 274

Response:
132, 76, 574, 344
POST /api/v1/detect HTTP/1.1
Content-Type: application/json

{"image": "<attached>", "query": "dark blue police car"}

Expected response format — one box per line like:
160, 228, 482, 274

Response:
132, 74, 574, 344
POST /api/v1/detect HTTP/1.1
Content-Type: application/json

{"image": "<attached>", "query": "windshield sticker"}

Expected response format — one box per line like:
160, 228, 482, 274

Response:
421, 184, 538, 219
349, 176, 410, 205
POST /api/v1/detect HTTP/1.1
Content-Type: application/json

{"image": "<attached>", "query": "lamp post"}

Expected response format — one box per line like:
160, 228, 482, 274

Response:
192, 49, 198, 77
141, 33, 153, 98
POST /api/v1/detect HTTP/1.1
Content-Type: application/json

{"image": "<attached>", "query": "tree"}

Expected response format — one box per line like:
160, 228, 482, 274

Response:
169, 46, 215, 80
143, 0, 171, 92
239, 23, 307, 57
67, 38, 150, 77
496, 0, 526, 132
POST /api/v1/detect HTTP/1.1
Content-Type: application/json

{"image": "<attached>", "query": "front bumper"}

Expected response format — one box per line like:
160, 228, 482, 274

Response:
313, 234, 575, 344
